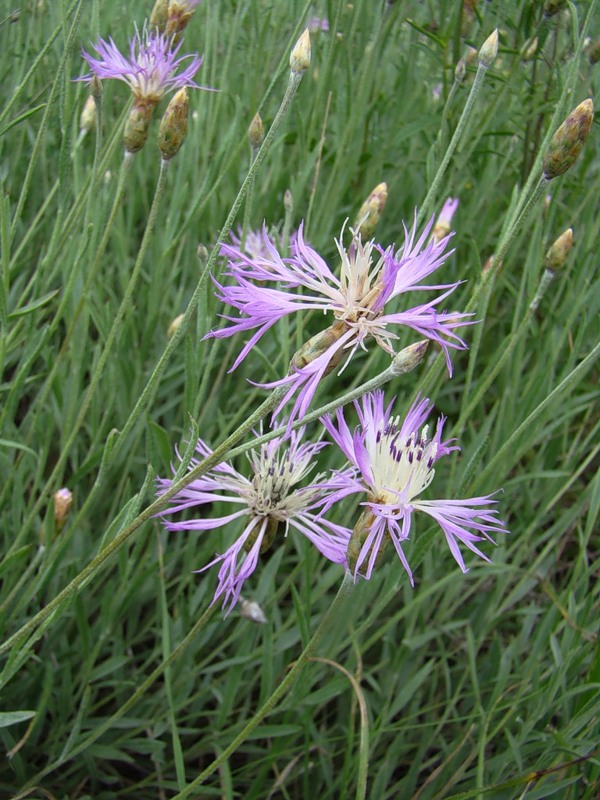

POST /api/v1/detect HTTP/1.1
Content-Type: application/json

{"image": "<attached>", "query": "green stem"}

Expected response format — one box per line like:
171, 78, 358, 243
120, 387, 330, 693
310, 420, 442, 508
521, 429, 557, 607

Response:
24, 600, 219, 788
12, 152, 135, 438
454, 269, 555, 438
172, 572, 356, 798
417, 62, 491, 228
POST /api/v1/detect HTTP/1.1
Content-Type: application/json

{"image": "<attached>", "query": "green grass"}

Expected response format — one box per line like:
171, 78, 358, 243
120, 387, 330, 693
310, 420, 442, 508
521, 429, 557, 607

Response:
0, 0, 599, 798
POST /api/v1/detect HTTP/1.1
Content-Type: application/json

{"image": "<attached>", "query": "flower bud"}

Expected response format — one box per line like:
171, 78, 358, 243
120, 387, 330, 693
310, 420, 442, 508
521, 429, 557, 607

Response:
544, 227, 573, 272
479, 29, 499, 68
454, 58, 466, 83
391, 340, 429, 375
290, 29, 311, 74
79, 95, 96, 135
284, 189, 294, 214
522, 36, 538, 61
165, 0, 199, 41
54, 488, 73, 532
150, 0, 169, 33
431, 197, 458, 243
123, 98, 157, 153
168, 313, 185, 338
239, 596, 268, 624
248, 112, 265, 152
354, 182, 388, 240
197, 243, 209, 266
158, 88, 189, 160
542, 99, 594, 180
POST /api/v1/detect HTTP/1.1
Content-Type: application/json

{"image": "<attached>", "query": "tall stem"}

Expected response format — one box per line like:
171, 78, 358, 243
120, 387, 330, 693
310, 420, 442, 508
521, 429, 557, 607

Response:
172, 573, 355, 798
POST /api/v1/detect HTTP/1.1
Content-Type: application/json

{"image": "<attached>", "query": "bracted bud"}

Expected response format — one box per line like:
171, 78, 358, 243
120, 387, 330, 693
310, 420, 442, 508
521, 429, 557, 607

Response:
165, 0, 200, 41
150, 0, 169, 33
454, 58, 466, 83
168, 313, 185, 339
54, 488, 73, 532
290, 29, 311, 74
478, 29, 499, 68
391, 340, 429, 375
158, 87, 189, 160
248, 112, 265, 152
354, 182, 388, 239
79, 95, 96, 135
544, 227, 574, 272
123, 98, 157, 153
543, 99, 594, 180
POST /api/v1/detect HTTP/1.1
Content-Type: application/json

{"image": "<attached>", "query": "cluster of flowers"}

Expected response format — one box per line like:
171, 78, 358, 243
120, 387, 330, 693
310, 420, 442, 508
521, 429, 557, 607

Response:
159, 200, 506, 614
79, 8, 506, 613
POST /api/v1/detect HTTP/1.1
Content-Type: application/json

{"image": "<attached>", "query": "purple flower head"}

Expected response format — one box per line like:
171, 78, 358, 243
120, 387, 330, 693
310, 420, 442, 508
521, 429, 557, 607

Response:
321, 391, 507, 583
207, 216, 473, 426
80, 26, 206, 103
157, 427, 352, 614
308, 16, 330, 33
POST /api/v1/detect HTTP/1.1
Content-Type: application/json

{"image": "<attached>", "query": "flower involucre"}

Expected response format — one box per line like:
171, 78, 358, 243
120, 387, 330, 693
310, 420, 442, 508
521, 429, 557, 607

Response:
321, 391, 507, 582
157, 428, 352, 614
207, 216, 473, 424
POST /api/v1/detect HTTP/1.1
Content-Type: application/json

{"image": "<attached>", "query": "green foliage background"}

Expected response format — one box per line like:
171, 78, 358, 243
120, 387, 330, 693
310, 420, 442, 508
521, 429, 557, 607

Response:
0, 0, 598, 797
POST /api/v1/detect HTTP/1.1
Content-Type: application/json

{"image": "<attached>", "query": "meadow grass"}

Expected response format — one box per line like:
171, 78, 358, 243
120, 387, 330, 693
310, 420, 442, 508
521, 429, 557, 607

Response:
0, 0, 599, 798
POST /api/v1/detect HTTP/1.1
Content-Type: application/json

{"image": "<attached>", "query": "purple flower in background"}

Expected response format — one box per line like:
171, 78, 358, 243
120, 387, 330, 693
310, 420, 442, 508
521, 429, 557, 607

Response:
207, 217, 473, 424
432, 197, 459, 243
321, 391, 506, 582
157, 428, 352, 614
308, 16, 330, 33
80, 26, 205, 102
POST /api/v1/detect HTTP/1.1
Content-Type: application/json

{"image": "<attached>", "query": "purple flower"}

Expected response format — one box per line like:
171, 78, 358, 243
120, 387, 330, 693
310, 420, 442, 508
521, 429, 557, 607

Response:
157, 427, 352, 614
432, 198, 459, 243
321, 391, 507, 582
308, 16, 330, 33
207, 217, 473, 424
80, 26, 206, 102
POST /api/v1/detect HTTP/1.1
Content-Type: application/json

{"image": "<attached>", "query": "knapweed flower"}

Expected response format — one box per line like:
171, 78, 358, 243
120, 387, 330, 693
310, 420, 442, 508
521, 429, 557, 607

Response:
80, 27, 204, 103
157, 427, 352, 614
80, 26, 209, 152
207, 217, 473, 424
321, 391, 507, 582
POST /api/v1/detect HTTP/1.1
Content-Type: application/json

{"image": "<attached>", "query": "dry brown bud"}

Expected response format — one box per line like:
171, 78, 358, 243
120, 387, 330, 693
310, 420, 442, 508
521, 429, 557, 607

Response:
150, 0, 169, 33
